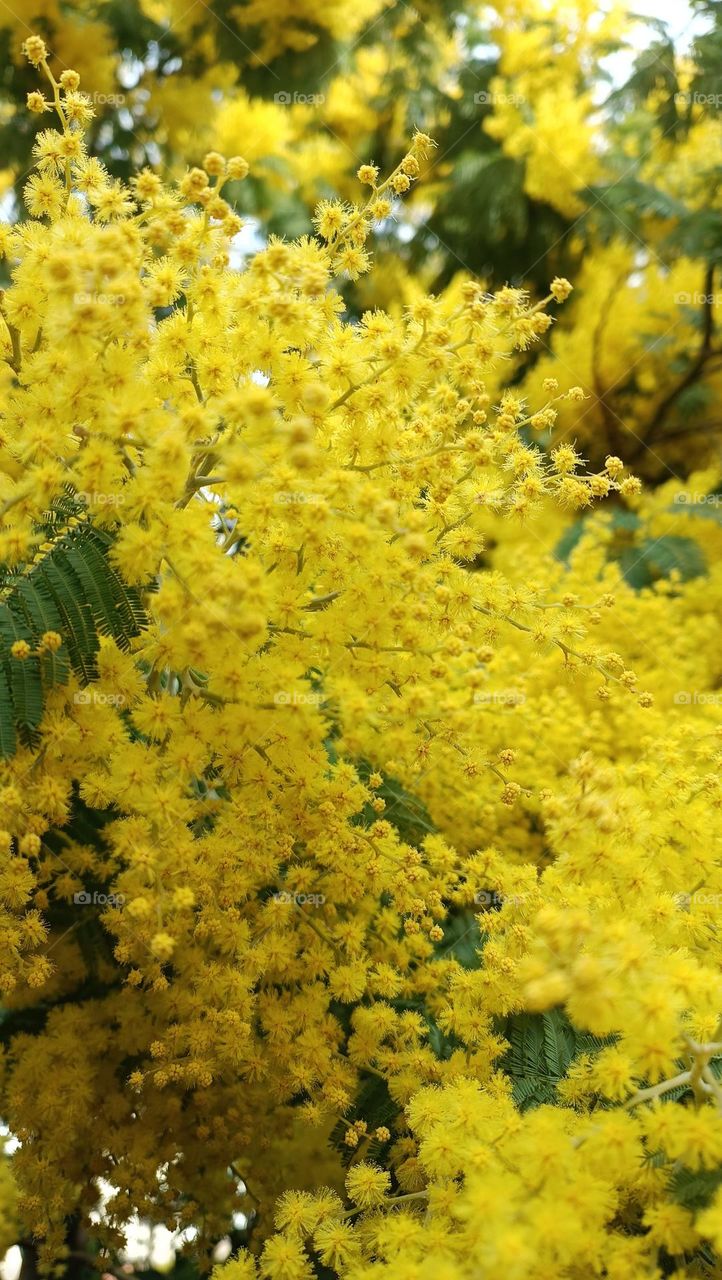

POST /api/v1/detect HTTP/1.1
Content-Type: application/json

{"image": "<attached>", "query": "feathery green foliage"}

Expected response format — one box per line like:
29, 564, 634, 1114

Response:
0, 498, 147, 755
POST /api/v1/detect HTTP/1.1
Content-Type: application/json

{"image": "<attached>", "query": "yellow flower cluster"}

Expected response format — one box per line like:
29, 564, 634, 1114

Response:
237, 487, 722, 1279
481, 0, 624, 217
140, 0, 390, 62
517, 238, 722, 476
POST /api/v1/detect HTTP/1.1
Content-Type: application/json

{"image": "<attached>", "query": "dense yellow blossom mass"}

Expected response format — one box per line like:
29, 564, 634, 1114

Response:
0, 21, 720, 1280
483, 1, 624, 217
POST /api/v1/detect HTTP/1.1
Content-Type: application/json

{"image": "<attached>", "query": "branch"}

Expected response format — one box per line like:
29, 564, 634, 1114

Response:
636, 263, 716, 452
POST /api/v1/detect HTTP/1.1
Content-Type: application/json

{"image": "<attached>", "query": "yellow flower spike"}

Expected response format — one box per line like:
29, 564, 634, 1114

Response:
26, 91, 50, 114
357, 163, 379, 186
346, 1163, 390, 1209
22, 35, 47, 67
226, 155, 250, 180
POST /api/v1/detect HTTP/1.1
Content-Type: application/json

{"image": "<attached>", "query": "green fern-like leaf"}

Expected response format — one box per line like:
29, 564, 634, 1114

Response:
329, 1074, 397, 1166
11, 577, 69, 687
0, 604, 43, 740
500, 1010, 612, 1112
0, 516, 148, 756
36, 557, 100, 684
0, 660, 16, 757
670, 1165, 722, 1211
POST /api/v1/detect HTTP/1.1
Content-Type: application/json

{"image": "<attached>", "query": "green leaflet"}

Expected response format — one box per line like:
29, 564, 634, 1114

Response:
38, 558, 100, 684
0, 660, 15, 758
329, 1074, 396, 1167
0, 519, 148, 756
555, 509, 707, 590
669, 1166, 722, 1212
353, 759, 436, 846
433, 910, 484, 970
500, 1009, 611, 1111
11, 576, 69, 688
0, 604, 43, 740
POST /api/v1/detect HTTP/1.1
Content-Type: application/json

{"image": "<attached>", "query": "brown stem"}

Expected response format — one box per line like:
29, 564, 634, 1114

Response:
633, 262, 716, 455
591, 272, 627, 455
